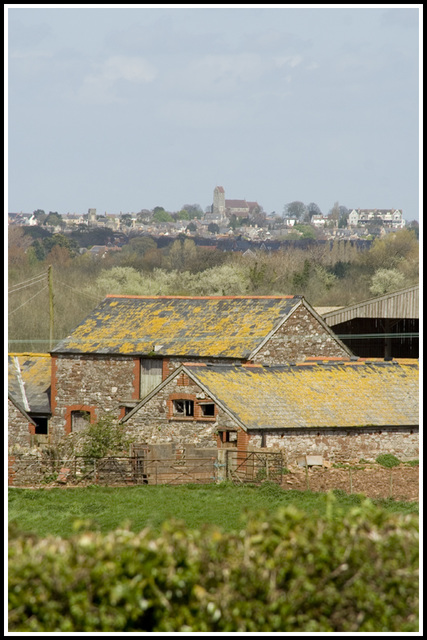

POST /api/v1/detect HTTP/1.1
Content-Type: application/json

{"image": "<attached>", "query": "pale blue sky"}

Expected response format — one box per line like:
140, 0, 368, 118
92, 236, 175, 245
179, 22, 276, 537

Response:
6, 5, 421, 220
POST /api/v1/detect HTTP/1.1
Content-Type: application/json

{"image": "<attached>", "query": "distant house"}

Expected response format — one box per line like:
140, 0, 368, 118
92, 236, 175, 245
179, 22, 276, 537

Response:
121, 359, 419, 462
348, 209, 405, 228
48, 295, 353, 440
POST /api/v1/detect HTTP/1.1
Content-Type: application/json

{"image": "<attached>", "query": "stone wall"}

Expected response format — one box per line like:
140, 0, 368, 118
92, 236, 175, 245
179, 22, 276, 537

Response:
50, 354, 138, 438
8, 453, 46, 486
245, 427, 419, 463
8, 398, 33, 449
123, 374, 233, 448
253, 303, 352, 364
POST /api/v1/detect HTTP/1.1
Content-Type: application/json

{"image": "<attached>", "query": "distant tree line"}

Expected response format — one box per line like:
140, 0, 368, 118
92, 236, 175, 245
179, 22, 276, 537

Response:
8, 225, 419, 352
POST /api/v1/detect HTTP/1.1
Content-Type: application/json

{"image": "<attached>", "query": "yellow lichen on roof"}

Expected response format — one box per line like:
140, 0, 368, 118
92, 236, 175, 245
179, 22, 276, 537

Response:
53, 296, 302, 356
188, 362, 418, 429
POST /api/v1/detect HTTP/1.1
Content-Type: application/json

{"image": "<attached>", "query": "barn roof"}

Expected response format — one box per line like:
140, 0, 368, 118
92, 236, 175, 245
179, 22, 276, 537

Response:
321, 285, 419, 325
8, 353, 51, 414
51, 295, 316, 357
124, 359, 418, 430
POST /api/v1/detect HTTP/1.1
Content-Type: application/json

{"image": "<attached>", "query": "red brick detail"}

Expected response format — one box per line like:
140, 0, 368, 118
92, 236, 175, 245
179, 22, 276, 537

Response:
28, 423, 36, 436
50, 355, 58, 414
63, 405, 96, 435
132, 359, 140, 400
8, 456, 16, 486
177, 373, 191, 387
162, 359, 170, 380
166, 393, 216, 421
167, 393, 195, 420
237, 430, 251, 463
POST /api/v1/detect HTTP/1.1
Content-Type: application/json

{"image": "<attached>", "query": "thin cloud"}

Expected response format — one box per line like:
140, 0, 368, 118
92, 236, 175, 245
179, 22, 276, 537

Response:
74, 55, 157, 104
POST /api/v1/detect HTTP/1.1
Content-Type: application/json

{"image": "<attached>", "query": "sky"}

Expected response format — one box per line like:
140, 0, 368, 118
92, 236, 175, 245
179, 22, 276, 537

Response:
6, 4, 422, 221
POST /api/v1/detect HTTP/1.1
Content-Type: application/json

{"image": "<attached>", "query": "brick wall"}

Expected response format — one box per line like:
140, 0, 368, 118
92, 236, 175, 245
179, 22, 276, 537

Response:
247, 427, 419, 463
253, 304, 351, 364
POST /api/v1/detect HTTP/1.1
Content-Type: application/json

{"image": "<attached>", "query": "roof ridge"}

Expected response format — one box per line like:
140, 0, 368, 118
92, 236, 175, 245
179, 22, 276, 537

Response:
105, 294, 297, 299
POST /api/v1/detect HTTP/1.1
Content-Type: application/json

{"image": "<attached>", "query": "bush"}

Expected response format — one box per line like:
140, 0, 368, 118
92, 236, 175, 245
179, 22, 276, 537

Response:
8, 495, 418, 632
80, 415, 133, 460
376, 454, 401, 468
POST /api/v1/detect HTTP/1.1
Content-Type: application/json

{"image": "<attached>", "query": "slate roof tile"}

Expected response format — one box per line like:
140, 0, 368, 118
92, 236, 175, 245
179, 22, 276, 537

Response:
182, 360, 419, 430
52, 295, 303, 356
8, 354, 51, 414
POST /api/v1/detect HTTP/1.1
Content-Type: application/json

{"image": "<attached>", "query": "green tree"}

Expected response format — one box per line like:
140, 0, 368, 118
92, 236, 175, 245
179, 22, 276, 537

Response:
294, 224, 316, 239
43, 212, 63, 227
152, 208, 173, 223
292, 259, 311, 292
181, 204, 203, 219
284, 201, 308, 221
369, 268, 405, 296
80, 415, 133, 460
33, 209, 47, 223
208, 223, 220, 234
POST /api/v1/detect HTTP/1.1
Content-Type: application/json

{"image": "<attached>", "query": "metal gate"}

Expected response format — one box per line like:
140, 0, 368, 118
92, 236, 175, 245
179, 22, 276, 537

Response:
225, 450, 285, 484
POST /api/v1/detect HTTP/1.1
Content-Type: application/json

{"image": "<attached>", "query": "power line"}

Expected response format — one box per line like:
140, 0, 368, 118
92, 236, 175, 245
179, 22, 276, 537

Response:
8, 270, 47, 289
337, 333, 419, 340
8, 275, 46, 294
55, 278, 103, 302
8, 285, 48, 316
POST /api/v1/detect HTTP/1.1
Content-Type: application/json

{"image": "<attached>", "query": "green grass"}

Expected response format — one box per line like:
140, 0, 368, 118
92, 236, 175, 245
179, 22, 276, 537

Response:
8, 482, 418, 539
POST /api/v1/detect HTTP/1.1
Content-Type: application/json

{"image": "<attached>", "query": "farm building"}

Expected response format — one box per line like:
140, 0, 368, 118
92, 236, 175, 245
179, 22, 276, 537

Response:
47, 295, 353, 440
121, 359, 419, 463
8, 353, 51, 449
319, 285, 419, 359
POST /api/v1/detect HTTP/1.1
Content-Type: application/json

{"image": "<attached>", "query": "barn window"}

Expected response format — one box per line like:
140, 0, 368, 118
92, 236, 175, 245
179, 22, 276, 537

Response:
33, 416, 49, 435
173, 399, 194, 417
200, 402, 215, 417
71, 410, 90, 432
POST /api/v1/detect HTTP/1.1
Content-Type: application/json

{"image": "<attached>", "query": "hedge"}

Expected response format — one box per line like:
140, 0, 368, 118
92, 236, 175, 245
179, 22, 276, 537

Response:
8, 494, 419, 632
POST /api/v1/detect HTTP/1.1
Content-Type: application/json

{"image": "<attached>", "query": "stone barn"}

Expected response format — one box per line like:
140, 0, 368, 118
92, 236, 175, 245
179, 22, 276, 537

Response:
48, 295, 353, 441
120, 358, 419, 463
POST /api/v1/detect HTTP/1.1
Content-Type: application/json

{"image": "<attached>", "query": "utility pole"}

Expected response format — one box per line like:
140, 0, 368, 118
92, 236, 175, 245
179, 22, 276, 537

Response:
48, 265, 54, 350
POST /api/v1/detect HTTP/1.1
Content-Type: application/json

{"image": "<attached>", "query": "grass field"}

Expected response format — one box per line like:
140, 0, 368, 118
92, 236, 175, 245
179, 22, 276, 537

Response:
8, 482, 419, 539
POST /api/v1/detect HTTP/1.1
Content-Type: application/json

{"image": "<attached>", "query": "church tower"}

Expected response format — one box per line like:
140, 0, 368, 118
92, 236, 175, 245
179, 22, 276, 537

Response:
213, 186, 226, 217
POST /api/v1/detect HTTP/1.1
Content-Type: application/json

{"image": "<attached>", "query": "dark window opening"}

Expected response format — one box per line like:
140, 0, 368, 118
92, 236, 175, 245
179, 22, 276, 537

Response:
200, 403, 215, 417
173, 400, 194, 417
33, 417, 48, 435
261, 433, 267, 448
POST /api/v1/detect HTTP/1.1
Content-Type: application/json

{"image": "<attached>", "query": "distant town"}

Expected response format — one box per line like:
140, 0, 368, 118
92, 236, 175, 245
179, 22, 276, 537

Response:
9, 186, 414, 257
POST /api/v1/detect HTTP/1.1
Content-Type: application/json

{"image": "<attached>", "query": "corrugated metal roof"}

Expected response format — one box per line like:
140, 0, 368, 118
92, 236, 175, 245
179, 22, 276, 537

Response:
8, 354, 51, 414
182, 360, 419, 430
321, 285, 419, 325
52, 295, 303, 356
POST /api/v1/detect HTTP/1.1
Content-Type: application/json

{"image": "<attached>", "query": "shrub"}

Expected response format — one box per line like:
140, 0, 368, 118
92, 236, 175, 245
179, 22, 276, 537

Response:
80, 415, 133, 460
375, 454, 401, 468
8, 495, 418, 632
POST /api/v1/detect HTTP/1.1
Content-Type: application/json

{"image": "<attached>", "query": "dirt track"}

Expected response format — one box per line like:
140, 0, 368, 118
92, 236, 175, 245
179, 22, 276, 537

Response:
281, 464, 419, 502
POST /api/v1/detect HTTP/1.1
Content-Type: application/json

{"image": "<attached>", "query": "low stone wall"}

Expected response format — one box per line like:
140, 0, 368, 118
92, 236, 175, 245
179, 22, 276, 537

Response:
247, 426, 419, 464
8, 454, 48, 486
